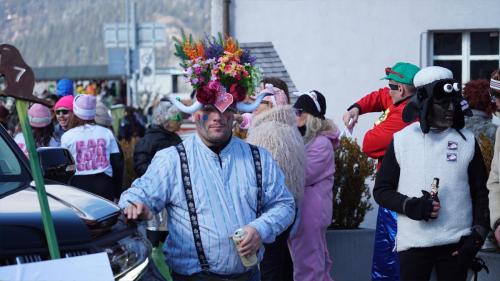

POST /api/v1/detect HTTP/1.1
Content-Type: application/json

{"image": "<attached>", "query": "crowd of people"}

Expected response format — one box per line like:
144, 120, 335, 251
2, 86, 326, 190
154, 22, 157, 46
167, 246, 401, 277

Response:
2, 61, 500, 281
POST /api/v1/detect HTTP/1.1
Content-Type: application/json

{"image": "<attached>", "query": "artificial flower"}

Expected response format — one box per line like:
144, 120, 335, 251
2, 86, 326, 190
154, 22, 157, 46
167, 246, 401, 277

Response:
174, 32, 261, 105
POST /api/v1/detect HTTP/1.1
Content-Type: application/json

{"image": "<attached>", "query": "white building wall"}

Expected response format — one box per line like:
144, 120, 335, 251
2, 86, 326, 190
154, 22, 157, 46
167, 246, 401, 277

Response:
229, 0, 500, 139
223, 0, 500, 228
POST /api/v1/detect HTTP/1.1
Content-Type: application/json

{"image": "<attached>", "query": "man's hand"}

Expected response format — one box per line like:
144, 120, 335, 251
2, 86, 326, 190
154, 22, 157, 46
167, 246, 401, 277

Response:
404, 191, 439, 221
430, 201, 440, 218
452, 231, 484, 266
495, 225, 500, 244
122, 202, 152, 221
342, 107, 359, 129
237, 226, 262, 257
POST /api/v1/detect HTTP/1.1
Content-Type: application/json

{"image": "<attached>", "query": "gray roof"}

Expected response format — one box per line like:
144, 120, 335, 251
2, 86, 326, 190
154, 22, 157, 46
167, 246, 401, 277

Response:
240, 42, 297, 92
32, 65, 124, 81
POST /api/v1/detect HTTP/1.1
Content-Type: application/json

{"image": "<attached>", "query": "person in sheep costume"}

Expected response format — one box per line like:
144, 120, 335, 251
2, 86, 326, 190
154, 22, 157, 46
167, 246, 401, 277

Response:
373, 66, 490, 281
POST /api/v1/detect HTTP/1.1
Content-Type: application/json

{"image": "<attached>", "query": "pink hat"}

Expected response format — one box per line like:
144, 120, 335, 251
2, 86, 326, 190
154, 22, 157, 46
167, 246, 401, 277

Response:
28, 104, 52, 128
54, 95, 74, 111
73, 94, 96, 120
253, 83, 288, 106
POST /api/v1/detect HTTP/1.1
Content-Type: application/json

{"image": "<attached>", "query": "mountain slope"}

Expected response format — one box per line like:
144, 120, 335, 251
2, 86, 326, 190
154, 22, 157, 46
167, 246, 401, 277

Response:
0, 0, 210, 67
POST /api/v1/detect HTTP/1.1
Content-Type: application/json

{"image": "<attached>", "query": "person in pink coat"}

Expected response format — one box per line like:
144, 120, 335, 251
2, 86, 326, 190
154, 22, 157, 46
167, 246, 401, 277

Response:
288, 90, 339, 281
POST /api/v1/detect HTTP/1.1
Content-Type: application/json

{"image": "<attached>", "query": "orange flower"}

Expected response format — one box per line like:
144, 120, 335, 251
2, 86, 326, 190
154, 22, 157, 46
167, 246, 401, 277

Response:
222, 51, 240, 64
195, 41, 205, 59
224, 37, 242, 57
183, 40, 205, 60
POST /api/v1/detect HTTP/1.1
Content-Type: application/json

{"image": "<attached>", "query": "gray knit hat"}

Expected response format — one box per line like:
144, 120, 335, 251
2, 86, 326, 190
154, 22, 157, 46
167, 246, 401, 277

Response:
95, 102, 113, 127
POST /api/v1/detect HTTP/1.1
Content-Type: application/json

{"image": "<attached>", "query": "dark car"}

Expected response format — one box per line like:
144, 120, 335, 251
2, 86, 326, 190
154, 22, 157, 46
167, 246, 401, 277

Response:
0, 125, 151, 280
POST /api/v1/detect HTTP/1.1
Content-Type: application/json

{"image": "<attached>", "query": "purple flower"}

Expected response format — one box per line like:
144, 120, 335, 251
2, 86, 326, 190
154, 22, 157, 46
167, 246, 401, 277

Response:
240, 50, 256, 65
204, 38, 225, 59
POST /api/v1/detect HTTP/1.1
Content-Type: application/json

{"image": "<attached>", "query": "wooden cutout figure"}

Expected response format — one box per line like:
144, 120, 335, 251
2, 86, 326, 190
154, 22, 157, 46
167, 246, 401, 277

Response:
0, 44, 53, 107
0, 44, 61, 258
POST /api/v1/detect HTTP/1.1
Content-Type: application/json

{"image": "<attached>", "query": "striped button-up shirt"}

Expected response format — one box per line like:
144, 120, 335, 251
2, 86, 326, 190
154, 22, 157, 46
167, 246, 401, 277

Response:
119, 134, 295, 275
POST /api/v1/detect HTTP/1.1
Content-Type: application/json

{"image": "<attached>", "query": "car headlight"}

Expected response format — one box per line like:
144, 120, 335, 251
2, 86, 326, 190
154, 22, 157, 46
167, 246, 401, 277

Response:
101, 233, 151, 280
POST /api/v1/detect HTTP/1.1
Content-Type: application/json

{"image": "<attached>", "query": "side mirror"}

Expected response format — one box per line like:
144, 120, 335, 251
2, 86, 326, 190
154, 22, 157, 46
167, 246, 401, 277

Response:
37, 147, 76, 183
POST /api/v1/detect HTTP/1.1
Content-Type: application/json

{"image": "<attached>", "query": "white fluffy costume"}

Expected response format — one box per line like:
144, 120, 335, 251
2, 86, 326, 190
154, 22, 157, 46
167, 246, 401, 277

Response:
247, 105, 305, 203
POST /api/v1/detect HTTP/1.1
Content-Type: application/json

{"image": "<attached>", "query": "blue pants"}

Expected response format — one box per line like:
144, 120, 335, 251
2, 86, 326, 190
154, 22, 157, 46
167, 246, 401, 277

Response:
371, 206, 399, 281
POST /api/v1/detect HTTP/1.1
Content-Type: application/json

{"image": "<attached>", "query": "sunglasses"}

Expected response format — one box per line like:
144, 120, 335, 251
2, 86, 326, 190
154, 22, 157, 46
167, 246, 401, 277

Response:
385, 67, 405, 79
55, 109, 70, 115
294, 108, 304, 116
388, 84, 400, 91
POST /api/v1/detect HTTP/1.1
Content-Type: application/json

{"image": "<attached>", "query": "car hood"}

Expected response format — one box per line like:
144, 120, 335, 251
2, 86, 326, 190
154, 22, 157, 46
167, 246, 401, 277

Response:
0, 183, 121, 251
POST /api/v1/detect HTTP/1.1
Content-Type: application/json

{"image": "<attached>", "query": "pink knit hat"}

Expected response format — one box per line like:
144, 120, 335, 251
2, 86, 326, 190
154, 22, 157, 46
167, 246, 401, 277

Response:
54, 95, 74, 111
73, 94, 96, 120
28, 104, 52, 128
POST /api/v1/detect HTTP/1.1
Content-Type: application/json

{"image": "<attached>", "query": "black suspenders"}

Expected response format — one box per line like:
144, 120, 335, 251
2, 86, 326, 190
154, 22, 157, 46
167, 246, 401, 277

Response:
175, 143, 209, 270
249, 144, 263, 218
175, 143, 263, 271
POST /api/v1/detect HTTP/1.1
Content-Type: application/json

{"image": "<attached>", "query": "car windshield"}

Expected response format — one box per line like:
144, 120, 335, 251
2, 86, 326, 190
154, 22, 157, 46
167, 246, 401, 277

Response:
0, 133, 31, 195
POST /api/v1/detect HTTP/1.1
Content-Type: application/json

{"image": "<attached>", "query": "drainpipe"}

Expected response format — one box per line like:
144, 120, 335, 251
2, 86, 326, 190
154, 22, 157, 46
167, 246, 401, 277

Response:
223, 0, 231, 36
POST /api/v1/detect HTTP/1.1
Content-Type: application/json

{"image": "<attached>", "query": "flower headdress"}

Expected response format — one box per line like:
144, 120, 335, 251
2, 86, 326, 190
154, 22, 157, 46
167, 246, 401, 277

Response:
170, 32, 268, 113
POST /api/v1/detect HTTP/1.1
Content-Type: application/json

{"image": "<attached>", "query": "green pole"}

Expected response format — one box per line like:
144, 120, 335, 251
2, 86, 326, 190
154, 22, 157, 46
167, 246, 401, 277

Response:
16, 100, 61, 259
151, 243, 173, 281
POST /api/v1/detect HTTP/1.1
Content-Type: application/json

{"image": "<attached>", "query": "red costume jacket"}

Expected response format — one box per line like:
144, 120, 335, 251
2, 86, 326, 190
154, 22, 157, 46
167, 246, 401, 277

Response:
350, 87, 411, 169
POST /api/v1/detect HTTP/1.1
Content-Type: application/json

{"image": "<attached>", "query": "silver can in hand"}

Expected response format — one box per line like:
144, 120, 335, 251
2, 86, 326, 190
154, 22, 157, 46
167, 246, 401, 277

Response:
232, 228, 258, 267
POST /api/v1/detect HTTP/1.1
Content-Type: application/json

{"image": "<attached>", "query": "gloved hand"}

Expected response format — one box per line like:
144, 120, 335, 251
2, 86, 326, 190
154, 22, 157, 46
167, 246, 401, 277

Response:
404, 190, 436, 221
452, 230, 484, 267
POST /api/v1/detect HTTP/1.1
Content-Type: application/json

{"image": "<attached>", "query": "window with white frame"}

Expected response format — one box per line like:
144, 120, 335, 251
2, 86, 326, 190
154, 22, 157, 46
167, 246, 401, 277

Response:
430, 30, 499, 84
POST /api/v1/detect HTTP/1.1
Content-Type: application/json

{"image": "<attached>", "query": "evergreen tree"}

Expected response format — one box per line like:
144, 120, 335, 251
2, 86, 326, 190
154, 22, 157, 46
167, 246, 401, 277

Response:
331, 136, 375, 229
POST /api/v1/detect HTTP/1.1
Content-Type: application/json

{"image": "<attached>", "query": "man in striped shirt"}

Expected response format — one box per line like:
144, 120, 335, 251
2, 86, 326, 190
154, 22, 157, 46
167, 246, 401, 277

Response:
120, 104, 295, 281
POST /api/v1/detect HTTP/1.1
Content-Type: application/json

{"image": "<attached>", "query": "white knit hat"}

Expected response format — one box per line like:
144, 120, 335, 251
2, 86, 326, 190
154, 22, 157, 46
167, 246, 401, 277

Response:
73, 94, 96, 120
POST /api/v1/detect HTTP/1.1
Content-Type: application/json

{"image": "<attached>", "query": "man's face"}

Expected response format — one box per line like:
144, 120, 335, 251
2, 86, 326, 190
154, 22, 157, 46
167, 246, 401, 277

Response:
428, 98, 455, 128
55, 108, 72, 130
388, 81, 404, 104
194, 105, 235, 145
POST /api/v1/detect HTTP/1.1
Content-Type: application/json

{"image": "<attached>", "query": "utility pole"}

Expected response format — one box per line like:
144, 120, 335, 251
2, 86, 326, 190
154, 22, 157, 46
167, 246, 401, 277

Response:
125, 0, 131, 106
131, 0, 138, 107
124, 0, 138, 107
105, 2, 165, 107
